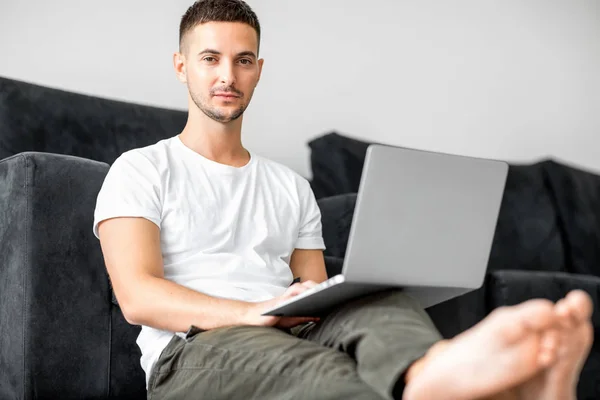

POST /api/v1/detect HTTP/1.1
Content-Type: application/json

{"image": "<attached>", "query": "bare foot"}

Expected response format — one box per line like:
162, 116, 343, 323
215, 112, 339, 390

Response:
403, 299, 557, 400
514, 290, 594, 400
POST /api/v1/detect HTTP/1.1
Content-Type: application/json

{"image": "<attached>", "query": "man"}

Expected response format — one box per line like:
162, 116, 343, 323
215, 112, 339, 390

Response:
94, 1, 594, 399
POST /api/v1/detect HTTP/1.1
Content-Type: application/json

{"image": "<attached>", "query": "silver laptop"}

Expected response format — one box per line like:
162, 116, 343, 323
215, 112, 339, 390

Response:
262, 144, 509, 317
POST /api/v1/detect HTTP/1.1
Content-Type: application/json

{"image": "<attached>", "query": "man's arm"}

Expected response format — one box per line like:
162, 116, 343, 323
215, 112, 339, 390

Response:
289, 249, 328, 284
98, 217, 258, 333
99, 217, 318, 332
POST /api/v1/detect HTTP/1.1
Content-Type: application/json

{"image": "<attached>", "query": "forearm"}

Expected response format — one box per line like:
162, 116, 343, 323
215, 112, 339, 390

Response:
125, 276, 253, 332
290, 249, 328, 283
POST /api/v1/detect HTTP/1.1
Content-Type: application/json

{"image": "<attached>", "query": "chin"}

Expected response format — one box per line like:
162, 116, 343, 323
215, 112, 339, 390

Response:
201, 103, 245, 123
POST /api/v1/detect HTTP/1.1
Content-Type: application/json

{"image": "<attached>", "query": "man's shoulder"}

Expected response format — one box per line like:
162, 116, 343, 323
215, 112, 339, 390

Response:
115, 137, 175, 168
256, 155, 308, 185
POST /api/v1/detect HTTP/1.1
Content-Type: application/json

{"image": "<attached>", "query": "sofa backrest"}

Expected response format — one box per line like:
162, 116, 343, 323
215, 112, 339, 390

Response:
0, 76, 187, 165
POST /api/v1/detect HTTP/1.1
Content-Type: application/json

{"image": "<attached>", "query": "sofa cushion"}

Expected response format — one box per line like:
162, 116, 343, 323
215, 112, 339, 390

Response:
317, 193, 357, 260
486, 162, 565, 273
308, 132, 371, 199
0, 76, 187, 165
542, 161, 600, 277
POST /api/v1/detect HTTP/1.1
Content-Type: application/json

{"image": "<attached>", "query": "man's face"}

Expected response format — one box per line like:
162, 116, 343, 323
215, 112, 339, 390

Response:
178, 22, 263, 123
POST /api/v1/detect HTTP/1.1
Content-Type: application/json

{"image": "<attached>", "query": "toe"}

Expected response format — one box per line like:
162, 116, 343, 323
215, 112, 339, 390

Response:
556, 299, 577, 329
566, 290, 593, 322
580, 321, 594, 353
488, 300, 555, 345
538, 328, 560, 367
540, 328, 560, 352
516, 299, 555, 331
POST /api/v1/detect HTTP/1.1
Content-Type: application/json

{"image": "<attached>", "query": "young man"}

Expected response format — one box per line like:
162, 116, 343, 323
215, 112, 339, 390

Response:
94, 1, 594, 399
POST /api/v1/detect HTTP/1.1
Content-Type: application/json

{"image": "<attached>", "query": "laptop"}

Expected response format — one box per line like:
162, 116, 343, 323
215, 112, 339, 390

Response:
262, 144, 509, 317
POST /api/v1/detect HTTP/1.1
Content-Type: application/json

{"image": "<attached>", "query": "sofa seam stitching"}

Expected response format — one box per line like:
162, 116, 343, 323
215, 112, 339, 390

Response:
22, 154, 29, 399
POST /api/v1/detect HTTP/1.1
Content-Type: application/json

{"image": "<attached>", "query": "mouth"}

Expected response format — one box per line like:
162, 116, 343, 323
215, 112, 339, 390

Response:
213, 93, 241, 99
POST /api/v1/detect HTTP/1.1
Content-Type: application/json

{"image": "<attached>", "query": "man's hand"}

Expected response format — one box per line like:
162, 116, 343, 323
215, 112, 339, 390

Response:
245, 280, 320, 328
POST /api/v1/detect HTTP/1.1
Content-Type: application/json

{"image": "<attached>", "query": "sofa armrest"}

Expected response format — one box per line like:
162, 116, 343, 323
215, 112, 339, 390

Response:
488, 269, 600, 400
0, 152, 112, 399
489, 270, 600, 311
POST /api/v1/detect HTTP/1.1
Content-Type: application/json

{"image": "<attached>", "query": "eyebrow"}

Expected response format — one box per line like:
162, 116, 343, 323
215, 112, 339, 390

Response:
197, 49, 257, 59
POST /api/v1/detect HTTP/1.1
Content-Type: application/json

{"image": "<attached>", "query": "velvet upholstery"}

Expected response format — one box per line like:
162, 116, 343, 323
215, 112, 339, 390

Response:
542, 162, 600, 277
0, 153, 28, 398
0, 152, 112, 399
315, 193, 357, 260
0, 75, 187, 399
0, 76, 186, 165
109, 309, 145, 399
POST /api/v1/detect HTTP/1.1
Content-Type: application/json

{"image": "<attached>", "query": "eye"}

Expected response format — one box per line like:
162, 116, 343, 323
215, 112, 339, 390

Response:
203, 56, 217, 62
238, 58, 253, 65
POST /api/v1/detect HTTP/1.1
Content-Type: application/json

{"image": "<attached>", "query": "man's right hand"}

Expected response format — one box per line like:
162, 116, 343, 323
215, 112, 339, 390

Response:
244, 280, 321, 328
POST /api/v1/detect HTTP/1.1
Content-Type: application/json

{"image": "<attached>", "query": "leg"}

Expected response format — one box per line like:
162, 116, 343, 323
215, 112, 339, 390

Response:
147, 325, 385, 400
296, 290, 442, 400
297, 289, 592, 400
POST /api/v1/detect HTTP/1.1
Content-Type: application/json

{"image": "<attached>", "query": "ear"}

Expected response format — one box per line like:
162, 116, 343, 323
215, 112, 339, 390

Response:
173, 52, 187, 84
256, 58, 264, 86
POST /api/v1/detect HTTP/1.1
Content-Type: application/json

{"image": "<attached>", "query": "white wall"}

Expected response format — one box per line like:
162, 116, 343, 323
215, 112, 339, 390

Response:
1, 0, 599, 178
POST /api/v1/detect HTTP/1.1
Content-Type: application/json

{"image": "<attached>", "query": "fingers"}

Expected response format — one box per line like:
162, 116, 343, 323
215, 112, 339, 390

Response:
302, 280, 319, 289
284, 283, 309, 298
283, 281, 319, 299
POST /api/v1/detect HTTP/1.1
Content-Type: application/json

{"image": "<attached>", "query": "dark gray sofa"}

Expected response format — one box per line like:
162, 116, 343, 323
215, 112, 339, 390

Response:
1, 76, 599, 399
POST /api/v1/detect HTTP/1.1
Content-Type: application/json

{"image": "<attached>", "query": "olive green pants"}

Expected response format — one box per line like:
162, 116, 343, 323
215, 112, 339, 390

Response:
147, 290, 442, 400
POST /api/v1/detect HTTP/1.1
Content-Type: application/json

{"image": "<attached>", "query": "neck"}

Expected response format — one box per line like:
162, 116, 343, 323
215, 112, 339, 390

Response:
179, 101, 249, 167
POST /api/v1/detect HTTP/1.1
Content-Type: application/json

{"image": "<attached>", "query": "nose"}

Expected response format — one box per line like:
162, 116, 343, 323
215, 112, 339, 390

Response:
219, 60, 236, 86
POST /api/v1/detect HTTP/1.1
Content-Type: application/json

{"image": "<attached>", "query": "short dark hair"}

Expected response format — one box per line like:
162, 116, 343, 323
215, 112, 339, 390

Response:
179, 0, 261, 54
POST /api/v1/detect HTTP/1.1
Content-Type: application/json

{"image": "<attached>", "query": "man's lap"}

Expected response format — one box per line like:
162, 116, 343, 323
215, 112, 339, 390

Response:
146, 290, 440, 399
147, 325, 381, 400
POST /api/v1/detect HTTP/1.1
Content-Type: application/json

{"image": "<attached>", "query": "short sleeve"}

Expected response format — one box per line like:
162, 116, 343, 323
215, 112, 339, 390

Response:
93, 151, 162, 238
295, 178, 326, 250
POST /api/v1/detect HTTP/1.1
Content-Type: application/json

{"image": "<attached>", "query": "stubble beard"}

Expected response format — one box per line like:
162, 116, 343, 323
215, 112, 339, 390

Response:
189, 85, 249, 123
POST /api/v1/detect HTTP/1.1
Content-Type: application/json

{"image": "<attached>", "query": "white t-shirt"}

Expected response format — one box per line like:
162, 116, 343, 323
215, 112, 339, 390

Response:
92, 135, 325, 385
